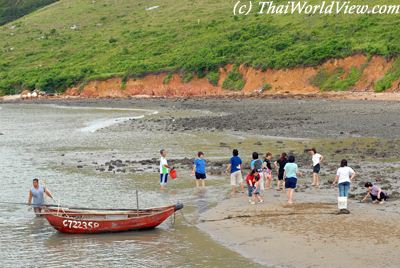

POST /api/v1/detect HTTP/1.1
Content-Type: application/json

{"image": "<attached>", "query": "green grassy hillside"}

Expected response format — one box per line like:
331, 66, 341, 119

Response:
0, 0, 400, 95
0, 0, 58, 26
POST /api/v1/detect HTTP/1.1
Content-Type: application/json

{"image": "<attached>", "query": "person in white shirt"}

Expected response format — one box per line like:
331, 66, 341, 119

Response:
309, 148, 323, 187
159, 149, 172, 190
332, 159, 356, 197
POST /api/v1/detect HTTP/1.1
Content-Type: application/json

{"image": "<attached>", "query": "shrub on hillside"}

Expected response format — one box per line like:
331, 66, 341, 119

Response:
181, 72, 194, 83
260, 83, 272, 92
109, 37, 118, 44
163, 73, 173, 84
222, 67, 245, 91
374, 58, 400, 92
310, 66, 362, 91
206, 70, 219, 86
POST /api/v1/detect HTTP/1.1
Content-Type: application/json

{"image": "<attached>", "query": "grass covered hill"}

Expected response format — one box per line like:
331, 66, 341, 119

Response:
0, 0, 400, 95
0, 0, 58, 26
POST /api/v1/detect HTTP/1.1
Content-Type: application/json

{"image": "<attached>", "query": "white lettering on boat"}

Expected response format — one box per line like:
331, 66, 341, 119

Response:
62, 220, 99, 229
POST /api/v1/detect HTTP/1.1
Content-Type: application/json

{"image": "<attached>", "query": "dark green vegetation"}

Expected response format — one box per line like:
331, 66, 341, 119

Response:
163, 73, 173, 85
222, 66, 245, 91
310, 66, 363, 91
206, 70, 219, 86
374, 58, 400, 92
0, 0, 400, 95
181, 71, 194, 84
0, 0, 58, 26
261, 83, 272, 92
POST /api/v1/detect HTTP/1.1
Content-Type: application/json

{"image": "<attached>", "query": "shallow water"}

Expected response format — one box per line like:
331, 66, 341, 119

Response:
0, 103, 263, 268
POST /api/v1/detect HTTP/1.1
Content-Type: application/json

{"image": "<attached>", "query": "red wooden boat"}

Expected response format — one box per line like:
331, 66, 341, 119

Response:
43, 203, 183, 234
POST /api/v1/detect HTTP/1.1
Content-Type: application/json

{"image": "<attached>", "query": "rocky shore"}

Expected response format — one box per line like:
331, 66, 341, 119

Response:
2, 97, 399, 267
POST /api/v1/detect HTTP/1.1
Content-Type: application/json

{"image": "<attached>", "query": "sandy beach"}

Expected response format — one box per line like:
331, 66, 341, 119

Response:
199, 191, 400, 268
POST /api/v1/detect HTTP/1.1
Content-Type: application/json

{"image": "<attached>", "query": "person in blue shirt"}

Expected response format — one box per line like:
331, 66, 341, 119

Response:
283, 155, 302, 204
250, 152, 264, 191
226, 149, 244, 195
27, 178, 54, 215
192, 151, 207, 188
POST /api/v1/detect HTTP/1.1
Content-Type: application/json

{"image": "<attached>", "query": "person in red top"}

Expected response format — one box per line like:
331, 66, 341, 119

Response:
246, 169, 263, 205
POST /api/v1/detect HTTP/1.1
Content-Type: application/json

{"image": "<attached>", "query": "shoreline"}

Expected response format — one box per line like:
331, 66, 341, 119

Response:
2, 91, 400, 103
2, 97, 399, 267
198, 190, 400, 268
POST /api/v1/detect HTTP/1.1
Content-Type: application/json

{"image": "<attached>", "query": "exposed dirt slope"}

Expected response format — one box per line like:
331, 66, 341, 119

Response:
65, 55, 396, 98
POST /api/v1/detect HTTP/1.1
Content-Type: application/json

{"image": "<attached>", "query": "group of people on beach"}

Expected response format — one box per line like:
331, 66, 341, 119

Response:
225, 149, 307, 205
25, 147, 388, 215
158, 147, 388, 209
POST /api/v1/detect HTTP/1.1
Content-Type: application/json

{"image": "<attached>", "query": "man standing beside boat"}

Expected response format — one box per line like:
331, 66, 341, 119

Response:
27, 178, 54, 215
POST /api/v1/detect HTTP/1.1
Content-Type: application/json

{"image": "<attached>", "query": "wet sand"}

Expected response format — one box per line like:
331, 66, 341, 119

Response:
2, 97, 399, 267
199, 192, 400, 268
4, 97, 400, 139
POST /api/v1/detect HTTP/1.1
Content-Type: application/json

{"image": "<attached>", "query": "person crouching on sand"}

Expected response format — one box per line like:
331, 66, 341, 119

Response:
246, 169, 263, 205
159, 149, 172, 190
283, 155, 302, 204
191, 151, 206, 188
361, 182, 388, 204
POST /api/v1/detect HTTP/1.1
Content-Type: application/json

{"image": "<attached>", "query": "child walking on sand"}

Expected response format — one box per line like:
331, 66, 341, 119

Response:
226, 149, 244, 195
192, 151, 207, 188
309, 148, 323, 187
263, 152, 273, 189
246, 169, 263, 205
283, 155, 302, 204
159, 149, 172, 190
274, 152, 288, 191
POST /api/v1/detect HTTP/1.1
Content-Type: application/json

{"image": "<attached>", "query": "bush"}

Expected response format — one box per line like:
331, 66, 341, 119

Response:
374, 58, 400, 92
260, 83, 272, 92
222, 67, 245, 91
374, 78, 392, 92
121, 74, 129, 90
163, 73, 173, 84
206, 70, 219, 86
181, 72, 194, 83
36, 70, 84, 93
310, 67, 362, 91
109, 37, 117, 44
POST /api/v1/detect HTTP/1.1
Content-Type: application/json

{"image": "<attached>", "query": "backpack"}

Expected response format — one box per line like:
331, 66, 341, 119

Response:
254, 159, 263, 172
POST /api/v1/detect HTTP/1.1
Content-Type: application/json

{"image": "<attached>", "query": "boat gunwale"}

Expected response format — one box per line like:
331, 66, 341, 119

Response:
43, 206, 176, 222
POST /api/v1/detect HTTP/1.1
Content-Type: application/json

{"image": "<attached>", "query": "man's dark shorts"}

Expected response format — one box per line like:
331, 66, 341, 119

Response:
195, 172, 206, 180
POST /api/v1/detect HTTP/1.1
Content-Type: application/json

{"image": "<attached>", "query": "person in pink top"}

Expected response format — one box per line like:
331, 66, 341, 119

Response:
361, 182, 388, 204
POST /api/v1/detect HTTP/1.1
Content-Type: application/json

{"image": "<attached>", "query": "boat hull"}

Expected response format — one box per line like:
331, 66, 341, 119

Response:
43, 204, 181, 234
